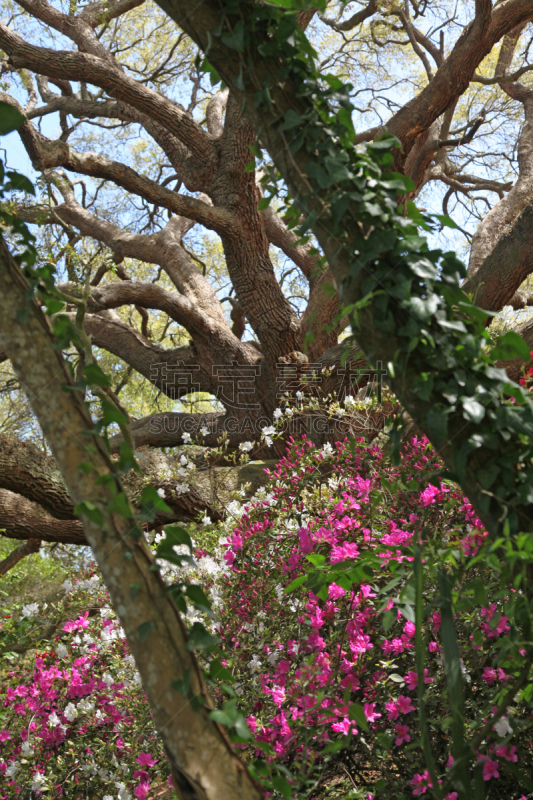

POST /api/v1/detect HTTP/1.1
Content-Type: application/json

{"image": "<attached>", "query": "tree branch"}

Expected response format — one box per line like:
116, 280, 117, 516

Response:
0, 534, 41, 575
0, 22, 214, 162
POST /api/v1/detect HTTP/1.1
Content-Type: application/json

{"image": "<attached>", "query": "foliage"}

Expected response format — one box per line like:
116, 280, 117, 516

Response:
0, 572, 173, 799
194, 0, 533, 537
0, 538, 69, 611
203, 431, 533, 799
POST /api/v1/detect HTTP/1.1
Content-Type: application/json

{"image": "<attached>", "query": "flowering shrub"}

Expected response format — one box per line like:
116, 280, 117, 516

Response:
0, 576, 172, 799
2, 428, 533, 799
199, 435, 533, 798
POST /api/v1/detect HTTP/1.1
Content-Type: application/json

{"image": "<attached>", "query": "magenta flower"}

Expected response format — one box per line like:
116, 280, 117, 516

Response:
0, 730, 11, 742
136, 752, 157, 768
495, 744, 518, 763
385, 700, 400, 721
328, 583, 346, 601
419, 484, 440, 507
395, 724, 410, 745
331, 717, 351, 735
271, 686, 286, 707
363, 703, 381, 723
482, 758, 500, 781
482, 667, 497, 684
134, 781, 150, 800
397, 695, 415, 715
410, 770, 432, 795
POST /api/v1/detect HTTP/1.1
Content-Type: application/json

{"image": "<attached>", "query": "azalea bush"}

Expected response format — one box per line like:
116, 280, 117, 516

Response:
2, 410, 533, 799
202, 432, 533, 799
0, 575, 172, 799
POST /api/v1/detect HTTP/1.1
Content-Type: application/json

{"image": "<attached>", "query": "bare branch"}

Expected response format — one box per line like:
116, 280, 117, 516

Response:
319, 0, 377, 32
0, 534, 41, 575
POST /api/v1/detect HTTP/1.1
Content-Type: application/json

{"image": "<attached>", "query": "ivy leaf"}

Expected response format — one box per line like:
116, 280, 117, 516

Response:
187, 622, 220, 651
0, 101, 25, 135
221, 19, 245, 52
83, 362, 111, 387
348, 702, 369, 731
74, 500, 104, 526
137, 621, 154, 643
284, 575, 307, 593
490, 331, 530, 361
462, 397, 485, 424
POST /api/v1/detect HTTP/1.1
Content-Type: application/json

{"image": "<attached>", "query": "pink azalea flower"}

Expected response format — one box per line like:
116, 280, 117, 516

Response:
363, 703, 381, 723
444, 794, 458, 800
405, 669, 433, 691
328, 583, 346, 601
397, 695, 415, 714
331, 717, 351, 735
330, 542, 360, 564
410, 770, 432, 795
395, 724, 410, 745
271, 686, 286, 707
482, 758, 500, 781
386, 700, 400, 721
482, 667, 497, 684
136, 752, 157, 768
134, 782, 150, 800
419, 484, 440, 507
496, 744, 518, 762
0, 730, 10, 742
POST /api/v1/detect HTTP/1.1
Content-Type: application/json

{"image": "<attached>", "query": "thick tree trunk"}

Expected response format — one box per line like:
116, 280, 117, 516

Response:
0, 234, 265, 800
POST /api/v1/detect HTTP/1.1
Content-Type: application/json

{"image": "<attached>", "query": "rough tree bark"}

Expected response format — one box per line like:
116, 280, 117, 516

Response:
0, 231, 265, 800
2, 0, 533, 543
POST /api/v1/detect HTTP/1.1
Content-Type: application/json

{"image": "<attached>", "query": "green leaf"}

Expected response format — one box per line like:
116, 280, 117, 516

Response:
284, 575, 307, 593
0, 101, 25, 135
221, 19, 245, 52
107, 492, 131, 517
5, 171, 34, 194
271, 775, 293, 800
348, 702, 369, 731
258, 197, 271, 210
382, 608, 395, 632
83, 362, 111, 387
138, 485, 173, 522
186, 584, 214, 616
209, 657, 233, 683
187, 622, 220, 651
462, 397, 485, 424
490, 330, 530, 361
74, 500, 104, 526
137, 621, 154, 643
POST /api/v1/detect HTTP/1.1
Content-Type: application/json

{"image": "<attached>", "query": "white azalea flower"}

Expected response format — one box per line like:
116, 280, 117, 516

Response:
31, 771, 47, 792
48, 712, 61, 727
64, 703, 78, 722
273, 407, 283, 419
344, 395, 355, 406
239, 441, 254, 452
156, 487, 166, 499
247, 654, 262, 673
200, 425, 209, 436
175, 482, 190, 495
182, 432, 191, 443
494, 716, 513, 737
21, 602, 39, 618
21, 741, 34, 756
62, 580, 73, 592
56, 643, 68, 659
5, 760, 20, 778
102, 672, 114, 687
